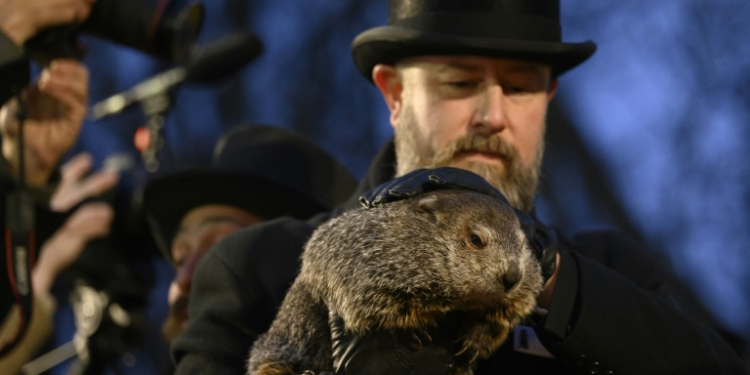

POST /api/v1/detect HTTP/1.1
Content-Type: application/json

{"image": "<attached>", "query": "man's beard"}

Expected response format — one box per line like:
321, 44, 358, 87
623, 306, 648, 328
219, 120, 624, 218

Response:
162, 296, 189, 344
394, 107, 542, 212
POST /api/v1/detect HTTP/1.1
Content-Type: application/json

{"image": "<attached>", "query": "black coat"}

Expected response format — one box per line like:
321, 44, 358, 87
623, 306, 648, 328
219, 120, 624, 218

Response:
172, 140, 749, 375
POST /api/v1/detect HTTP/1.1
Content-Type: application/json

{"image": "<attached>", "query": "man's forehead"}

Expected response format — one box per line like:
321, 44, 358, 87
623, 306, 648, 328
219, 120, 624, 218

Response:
176, 204, 256, 234
397, 56, 551, 76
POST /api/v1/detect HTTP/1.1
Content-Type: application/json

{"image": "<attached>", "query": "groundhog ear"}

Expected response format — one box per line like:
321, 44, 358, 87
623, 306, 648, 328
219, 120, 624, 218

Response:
416, 195, 443, 224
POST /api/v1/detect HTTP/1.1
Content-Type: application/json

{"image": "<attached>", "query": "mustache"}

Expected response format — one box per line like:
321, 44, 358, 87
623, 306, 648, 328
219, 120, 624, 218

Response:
170, 295, 190, 316
162, 295, 190, 343
430, 134, 519, 167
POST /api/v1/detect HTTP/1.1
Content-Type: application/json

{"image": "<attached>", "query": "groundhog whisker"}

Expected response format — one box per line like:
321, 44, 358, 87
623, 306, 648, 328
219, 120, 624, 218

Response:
411, 332, 423, 349
455, 342, 471, 356
470, 349, 480, 363
421, 329, 432, 343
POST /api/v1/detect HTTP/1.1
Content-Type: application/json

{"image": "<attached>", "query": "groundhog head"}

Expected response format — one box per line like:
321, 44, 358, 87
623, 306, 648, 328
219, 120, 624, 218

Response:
413, 190, 542, 310
302, 189, 543, 337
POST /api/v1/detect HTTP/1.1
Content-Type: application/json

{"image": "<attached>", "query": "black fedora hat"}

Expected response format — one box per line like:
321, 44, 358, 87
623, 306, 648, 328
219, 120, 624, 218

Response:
351, 0, 597, 80
142, 124, 357, 261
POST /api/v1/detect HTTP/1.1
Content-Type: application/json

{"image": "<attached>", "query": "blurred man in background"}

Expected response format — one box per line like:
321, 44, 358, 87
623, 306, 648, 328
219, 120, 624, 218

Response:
142, 124, 357, 345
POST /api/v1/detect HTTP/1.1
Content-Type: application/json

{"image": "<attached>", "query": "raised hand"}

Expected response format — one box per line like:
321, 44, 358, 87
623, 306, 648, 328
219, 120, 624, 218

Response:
49, 152, 119, 212
0, 0, 97, 45
33, 201, 113, 293
0, 59, 89, 186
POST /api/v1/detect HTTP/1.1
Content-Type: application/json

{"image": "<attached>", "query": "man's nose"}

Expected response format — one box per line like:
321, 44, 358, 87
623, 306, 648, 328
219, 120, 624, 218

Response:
171, 232, 214, 294
472, 84, 507, 134
167, 280, 185, 307
174, 251, 204, 298
175, 263, 194, 297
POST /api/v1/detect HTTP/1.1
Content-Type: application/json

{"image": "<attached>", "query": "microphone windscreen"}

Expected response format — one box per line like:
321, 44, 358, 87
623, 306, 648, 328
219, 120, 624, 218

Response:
184, 32, 263, 82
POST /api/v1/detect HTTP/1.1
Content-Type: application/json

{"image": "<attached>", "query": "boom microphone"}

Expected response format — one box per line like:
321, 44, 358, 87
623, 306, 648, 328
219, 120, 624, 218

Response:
183, 32, 263, 82
89, 31, 263, 120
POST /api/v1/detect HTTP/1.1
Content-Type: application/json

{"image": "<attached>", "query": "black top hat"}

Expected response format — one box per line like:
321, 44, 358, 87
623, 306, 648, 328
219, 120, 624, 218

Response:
142, 124, 358, 261
351, 0, 597, 80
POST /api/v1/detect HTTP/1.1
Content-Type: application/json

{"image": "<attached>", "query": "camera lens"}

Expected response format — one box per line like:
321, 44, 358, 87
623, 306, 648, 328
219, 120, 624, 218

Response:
160, 3, 205, 62
83, 0, 205, 62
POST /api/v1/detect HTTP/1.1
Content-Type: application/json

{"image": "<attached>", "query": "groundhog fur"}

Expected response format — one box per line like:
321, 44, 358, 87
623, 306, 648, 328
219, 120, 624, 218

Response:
247, 189, 544, 375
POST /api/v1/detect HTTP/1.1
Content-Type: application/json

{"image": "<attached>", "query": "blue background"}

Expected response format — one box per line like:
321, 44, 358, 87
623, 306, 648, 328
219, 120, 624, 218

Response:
46, 0, 750, 373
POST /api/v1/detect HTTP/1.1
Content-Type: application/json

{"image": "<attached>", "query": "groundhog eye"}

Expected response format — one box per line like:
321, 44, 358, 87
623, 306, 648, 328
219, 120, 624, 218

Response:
470, 233, 484, 248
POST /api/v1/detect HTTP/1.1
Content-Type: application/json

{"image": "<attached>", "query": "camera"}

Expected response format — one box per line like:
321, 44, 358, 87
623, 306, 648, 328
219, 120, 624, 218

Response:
25, 0, 204, 64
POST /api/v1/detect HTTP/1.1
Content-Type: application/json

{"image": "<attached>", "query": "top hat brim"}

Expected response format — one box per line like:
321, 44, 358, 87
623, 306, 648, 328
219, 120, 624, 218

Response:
143, 168, 329, 261
352, 26, 597, 81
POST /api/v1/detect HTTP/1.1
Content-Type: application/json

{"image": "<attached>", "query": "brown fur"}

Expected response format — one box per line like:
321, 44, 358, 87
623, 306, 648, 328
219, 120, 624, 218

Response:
247, 190, 543, 375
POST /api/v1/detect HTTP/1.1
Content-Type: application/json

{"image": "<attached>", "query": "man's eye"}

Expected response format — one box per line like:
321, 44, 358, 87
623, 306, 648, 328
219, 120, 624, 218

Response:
173, 257, 185, 269
505, 85, 528, 94
448, 81, 477, 89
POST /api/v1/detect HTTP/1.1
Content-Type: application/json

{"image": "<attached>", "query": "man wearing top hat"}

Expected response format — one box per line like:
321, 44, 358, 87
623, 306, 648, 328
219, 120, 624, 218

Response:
173, 1, 750, 374
142, 124, 356, 345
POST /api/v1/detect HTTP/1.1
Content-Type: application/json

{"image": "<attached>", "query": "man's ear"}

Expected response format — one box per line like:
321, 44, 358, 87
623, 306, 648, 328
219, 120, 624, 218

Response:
372, 64, 403, 127
416, 194, 444, 225
547, 79, 559, 102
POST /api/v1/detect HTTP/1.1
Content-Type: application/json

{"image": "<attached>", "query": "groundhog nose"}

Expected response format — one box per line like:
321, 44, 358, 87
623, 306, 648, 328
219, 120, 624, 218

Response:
502, 262, 522, 291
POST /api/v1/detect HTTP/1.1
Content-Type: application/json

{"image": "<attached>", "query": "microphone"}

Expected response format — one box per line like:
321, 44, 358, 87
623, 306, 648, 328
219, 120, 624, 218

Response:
89, 31, 263, 120
183, 32, 263, 82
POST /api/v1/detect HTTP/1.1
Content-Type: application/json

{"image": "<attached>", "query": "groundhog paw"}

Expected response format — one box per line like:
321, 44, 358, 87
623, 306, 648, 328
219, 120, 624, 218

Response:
454, 342, 481, 364
250, 362, 296, 375
408, 329, 434, 350
455, 322, 510, 362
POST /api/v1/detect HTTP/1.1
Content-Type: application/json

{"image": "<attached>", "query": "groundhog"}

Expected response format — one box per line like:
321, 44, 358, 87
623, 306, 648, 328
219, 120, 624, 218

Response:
247, 189, 544, 375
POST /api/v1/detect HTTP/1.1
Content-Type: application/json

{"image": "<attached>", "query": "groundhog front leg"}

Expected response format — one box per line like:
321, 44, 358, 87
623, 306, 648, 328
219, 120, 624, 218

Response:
247, 279, 333, 375
455, 310, 516, 366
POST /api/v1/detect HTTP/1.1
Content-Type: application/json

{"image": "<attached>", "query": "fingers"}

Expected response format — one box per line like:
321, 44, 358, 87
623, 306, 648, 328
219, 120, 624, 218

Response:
32, 0, 97, 31
27, 60, 89, 140
64, 201, 114, 240
36, 200, 113, 285
23, 59, 89, 124
44, 60, 90, 90
46, 61, 89, 126
50, 170, 119, 212
0, 98, 20, 137
1, 0, 97, 44
60, 152, 94, 181
51, 153, 120, 212
9, 60, 88, 121
38, 60, 89, 109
